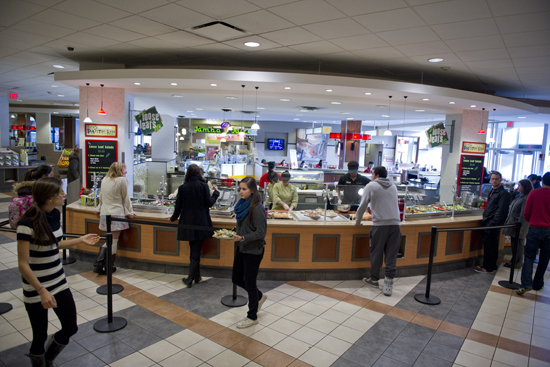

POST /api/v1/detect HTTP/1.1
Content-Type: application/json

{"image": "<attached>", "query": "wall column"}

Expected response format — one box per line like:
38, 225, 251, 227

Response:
151, 114, 176, 161
0, 95, 9, 147
338, 120, 361, 169
35, 112, 51, 144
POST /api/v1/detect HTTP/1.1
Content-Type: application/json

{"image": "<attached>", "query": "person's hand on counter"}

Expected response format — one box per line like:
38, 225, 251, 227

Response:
283, 204, 290, 211
128, 213, 135, 219
93, 209, 99, 215
289, 206, 294, 211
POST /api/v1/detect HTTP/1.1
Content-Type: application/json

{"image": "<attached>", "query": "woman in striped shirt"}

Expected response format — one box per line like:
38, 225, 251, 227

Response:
17, 177, 99, 367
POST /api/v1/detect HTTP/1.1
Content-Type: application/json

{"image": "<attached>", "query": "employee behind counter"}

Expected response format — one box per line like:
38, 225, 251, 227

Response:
272, 170, 298, 211
338, 160, 371, 211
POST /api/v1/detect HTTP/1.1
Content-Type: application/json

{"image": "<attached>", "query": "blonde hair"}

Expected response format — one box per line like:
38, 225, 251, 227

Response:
105, 162, 126, 180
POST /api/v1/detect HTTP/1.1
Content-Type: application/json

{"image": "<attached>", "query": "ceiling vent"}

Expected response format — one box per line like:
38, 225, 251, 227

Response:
299, 106, 324, 111
239, 110, 256, 114
189, 21, 247, 42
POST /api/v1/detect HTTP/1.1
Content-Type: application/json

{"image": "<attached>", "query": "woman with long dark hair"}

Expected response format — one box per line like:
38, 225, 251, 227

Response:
232, 177, 267, 328
17, 177, 99, 366
24, 165, 53, 181
503, 179, 533, 269
258, 161, 280, 190
170, 164, 219, 287
528, 174, 542, 189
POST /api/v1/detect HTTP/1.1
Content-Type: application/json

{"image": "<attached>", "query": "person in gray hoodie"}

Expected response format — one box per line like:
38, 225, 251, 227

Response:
355, 166, 401, 296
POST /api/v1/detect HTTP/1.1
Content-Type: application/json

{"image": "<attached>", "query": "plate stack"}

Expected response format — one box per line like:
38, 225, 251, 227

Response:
210, 207, 235, 218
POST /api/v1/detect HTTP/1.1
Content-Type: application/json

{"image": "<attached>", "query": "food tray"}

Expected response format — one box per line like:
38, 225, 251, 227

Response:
291, 211, 349, 222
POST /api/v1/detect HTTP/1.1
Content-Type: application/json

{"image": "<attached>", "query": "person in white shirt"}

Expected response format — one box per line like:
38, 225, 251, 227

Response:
391, 164, 400, 174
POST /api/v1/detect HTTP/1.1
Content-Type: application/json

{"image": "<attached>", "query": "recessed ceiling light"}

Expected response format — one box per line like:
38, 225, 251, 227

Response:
210, 83, 217, 86
134, 82, 141, 85
449, 101, 455, 104
423, 98, 429, 101
294, 118, 300, 120
53, 112, 59, 114
470, 105, 476, 107
226, 96, 237, 99
284, 87, 291, 90
341, 112, 350, 115
57, 94, 64, 97
300, 110, 309, 112
415, 109, 425, 112
171, 83, 177, 86
244, 41, 260, 47
187, 110, 193, 112
51, 84, 58, 87
280, 99, 291, 101
518, 116, 526, 118
346, 117, 354, 120
331, 102, 341, 105
382, 114, 390, 117
196, 108, 203, 110
326, 89, 333, 92
172, 94, 183, 97
364, 92, 372, 95
257, 107, 265, 110
53, 64, 65, 68
428, 58, 444, 63
16, 99, 22, 102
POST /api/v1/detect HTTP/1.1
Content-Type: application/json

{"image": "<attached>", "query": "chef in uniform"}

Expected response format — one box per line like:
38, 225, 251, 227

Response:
338, 161, 370, 211
272, 170, 298, 211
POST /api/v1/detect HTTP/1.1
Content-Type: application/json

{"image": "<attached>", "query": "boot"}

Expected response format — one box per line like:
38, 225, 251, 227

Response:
93, 247, 107, 275
194, 261, 202, 284
25, 352, 46, 367
182, 260, 198, 288
44, 336, 66, 367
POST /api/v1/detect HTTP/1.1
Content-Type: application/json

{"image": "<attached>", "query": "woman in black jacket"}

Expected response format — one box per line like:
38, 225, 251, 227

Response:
170, 164, 219, 287
232, 177, 267, 329
503, 179, 532, 269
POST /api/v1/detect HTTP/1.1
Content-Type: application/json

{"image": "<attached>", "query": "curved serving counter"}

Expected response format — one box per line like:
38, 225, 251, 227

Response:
65, 202, 498, 280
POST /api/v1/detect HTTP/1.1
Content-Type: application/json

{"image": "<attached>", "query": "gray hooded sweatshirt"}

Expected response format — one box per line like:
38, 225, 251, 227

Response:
355, 177, 400, 226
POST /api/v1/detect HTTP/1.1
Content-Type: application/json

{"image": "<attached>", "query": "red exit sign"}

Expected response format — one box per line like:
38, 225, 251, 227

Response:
9, 93, 18, 100
507, 121, 514, 128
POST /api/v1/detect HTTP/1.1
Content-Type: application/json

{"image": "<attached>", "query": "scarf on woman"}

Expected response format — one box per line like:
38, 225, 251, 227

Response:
234, 197, 251, 222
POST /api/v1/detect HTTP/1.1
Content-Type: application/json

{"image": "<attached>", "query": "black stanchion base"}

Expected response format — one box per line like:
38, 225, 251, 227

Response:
97, 284, 124, 295
93, 317, 127, 333
0, 303, 13, 315
61, 257, 76, 265
498, 280, 521, 290
221, 295, 247, 307
414, 294, 441, 305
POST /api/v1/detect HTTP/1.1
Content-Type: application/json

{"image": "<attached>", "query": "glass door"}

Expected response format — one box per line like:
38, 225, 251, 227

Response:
514, 151, 542, 181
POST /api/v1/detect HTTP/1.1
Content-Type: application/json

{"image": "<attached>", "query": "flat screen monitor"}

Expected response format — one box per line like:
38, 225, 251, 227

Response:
268, 139, 285, 150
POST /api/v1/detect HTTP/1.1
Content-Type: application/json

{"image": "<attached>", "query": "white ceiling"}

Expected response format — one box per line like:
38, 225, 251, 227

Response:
2, 0, 550, 129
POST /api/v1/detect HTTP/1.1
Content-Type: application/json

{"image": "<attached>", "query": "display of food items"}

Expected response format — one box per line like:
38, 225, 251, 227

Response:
267, 211, 293, 219
213, 229, 236, 239
337, 204, 351, 212
306, 212, 320, 219
349, 212, 372, 220
212, 206, 230, 211
406, 204, 470, 213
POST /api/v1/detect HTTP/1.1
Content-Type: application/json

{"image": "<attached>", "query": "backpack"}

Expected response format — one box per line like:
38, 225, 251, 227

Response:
9, 196, 34, 229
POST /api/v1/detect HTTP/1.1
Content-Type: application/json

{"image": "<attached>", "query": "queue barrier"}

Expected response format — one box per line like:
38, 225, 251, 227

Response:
415, 221, 522, 306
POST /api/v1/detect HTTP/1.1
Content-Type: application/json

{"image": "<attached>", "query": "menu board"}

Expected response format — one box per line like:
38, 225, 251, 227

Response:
85, 140, 117, 189
458, 154, 484, 196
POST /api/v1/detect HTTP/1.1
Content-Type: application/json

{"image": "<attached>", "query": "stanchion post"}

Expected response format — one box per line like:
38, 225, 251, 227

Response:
499, 222, 522, 290
0, 303, 13, 315
61, 199, 76, 265
94, 215, 127, 332
97, 216, 124, 295
414, 226, 441, 305
221, 243, 247, 307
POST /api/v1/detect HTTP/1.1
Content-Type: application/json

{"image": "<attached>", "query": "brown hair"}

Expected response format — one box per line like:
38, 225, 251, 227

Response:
24, 165, 52, 181
239, 177, 261, 223
518, 179, 533, 197
373, 166, 387, 178
184, 164, 206, 183
18, 177, 62, 246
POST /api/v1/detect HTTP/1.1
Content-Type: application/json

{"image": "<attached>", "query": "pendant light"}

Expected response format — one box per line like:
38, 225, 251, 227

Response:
83, 83, 92, 122
251, 86, 260, 130
402, 96, 407, 137
238, 84, 246, 138
383, 96, 393, 136
477, 107, 486, 134
97, 84, 106, 115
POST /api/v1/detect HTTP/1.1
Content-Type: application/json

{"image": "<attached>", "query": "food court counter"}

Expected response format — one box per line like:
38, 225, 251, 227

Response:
66, 201, 498, 280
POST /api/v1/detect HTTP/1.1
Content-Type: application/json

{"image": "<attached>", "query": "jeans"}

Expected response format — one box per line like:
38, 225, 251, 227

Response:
369, 225, 401, 281
24, 288, 78, 355
232, 249, 264, 320
520, 227, 550, 290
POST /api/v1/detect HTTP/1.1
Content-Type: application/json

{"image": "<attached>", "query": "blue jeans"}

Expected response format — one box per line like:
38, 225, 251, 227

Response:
520, 227, 550, 290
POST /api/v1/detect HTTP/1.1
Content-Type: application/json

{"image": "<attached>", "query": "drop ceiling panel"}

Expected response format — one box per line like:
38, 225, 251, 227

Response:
354, 8, 426, 33
128, 37, 183, 49
269, 0, 347, 26
11, 20, 75, 39
325, 0, 409, 17
61, 32, 121, 48
30, 9, 101, 31
289, 41, 346, 55
222, 36, 282, 51
487, 0, 550, 17
352, 47, 404, 59
395, 41, 452, 57
466, 59, 514, 69
113, 16, 178, 37
413, 0, 492, 25
84, 25, 146, 42
431, 19, 500, 41
495, 12, 550, 34
303, 19, 370, 39
376, 27, 440, 46
457, 48, 511, 62
155, 31, 214, 47
246, 0, 297, 7
0, 0, 45, 28
140, 4, 214, 30
53, 0, 132, 23
95, 0, 171, 14
176, 0, 260, 19
502, 30, 550, 48
508, 45, 550, 58
261, 27, 322, 46
41, 39, 98, 53
330, 34, 389, 51
225, 10, 294, 34
445, 35, 505, 52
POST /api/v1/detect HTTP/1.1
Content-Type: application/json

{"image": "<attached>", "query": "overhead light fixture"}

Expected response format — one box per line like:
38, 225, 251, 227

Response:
172, 94, 183, 98
251, 86, 260, 130
196, 108, 203, 110
53, 64, 65, 68
53, 112, 59, 114
423, 98, 429, 101
226, 96, 237, 99
179, 137, 184, 140
51, 84, 58, 88
383, 95, 392, 136
279, 98, 291, 102
244, 41, 260, 47
83, 83, 92, 123
365, 92, 372, 95
134, 82, 141, 85
346, 117, 354, 120
428, 58, 444, 63
171, 82, 177, 86
294, 118, 300, 121
402, 96, 407, 137
97, 84, 106, 115
284, 87, 291, 90
470, 105, 476, 108
257, 107, 265, 110
341, 112, 350, 115
518, 116, 526, 119
176, 132, 181, 137
478, 108, 486, 134
181, 128, 187, 135
239, 84, 246, 137
449, 101, 455, 104
381, 114, 390, 118
415, 109, 425, 112
220, 137, 227, 142
331, 102, 341, 105
210, 83, 217, 86
58, 94, 64, 97
326, 89, 332, 92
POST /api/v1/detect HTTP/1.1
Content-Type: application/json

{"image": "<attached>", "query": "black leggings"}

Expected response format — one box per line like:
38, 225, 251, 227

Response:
189, 240, 203, 262
24, 288, 78, 355
232, 250, 264, 320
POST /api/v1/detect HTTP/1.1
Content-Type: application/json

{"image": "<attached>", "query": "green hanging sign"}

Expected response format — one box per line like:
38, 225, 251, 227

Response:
425, 122, 448, 148
135, 106, 163, 135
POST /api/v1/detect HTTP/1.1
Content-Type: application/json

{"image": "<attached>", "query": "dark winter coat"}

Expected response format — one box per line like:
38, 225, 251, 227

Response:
170, 176, 219, 241
482, 185, 511, 227
67, 154, 80, 184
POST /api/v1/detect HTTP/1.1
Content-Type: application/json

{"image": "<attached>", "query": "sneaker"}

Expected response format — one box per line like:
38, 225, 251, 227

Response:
363, 278, 379, 288
258, 293, 267, 311
503, 263, 511, 268
382, 277, 393, 296
474, 266, 492, 273
516, 287, 532, 296
237, 317, 258, 329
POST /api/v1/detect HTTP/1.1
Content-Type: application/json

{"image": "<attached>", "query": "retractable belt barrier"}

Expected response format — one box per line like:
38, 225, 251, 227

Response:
415, 222, 521, 306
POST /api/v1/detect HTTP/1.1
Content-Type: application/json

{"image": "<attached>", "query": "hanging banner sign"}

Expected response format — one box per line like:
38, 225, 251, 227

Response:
195, 125, 251, 134
135, 106, 163, 135
425, 122, 448, 148
461, 141, 486, 154
458, 154, 484, 196
85, 123, 118, 138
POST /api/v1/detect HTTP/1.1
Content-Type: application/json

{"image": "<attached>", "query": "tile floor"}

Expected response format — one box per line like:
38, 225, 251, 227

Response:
0, 193, 549, 367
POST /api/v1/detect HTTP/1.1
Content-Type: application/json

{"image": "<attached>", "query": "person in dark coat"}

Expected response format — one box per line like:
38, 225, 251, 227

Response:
67, 150, 80, 184
170, 164, 219, 287
503, 179, 532, 269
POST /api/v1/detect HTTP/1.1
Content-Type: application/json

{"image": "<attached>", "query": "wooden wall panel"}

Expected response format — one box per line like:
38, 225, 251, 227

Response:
313, 235, 339, 261
156, 230, 177, 253
446, 232, 463, 254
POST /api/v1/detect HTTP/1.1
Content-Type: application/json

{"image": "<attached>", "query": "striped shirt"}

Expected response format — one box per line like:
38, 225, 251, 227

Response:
17, 209, 67, 304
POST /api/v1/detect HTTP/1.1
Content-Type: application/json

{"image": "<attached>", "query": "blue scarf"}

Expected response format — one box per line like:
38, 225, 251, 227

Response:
234, 197, 251, 222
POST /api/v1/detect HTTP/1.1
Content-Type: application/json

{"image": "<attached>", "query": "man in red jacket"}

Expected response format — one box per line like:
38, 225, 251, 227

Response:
517, 172, 550, 295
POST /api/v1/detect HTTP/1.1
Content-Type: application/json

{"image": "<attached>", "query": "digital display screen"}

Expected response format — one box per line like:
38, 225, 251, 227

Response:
268, 139, 285, 150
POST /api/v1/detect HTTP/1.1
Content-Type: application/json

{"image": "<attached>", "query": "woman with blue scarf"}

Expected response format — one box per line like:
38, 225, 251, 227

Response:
232, 177, 267, 329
